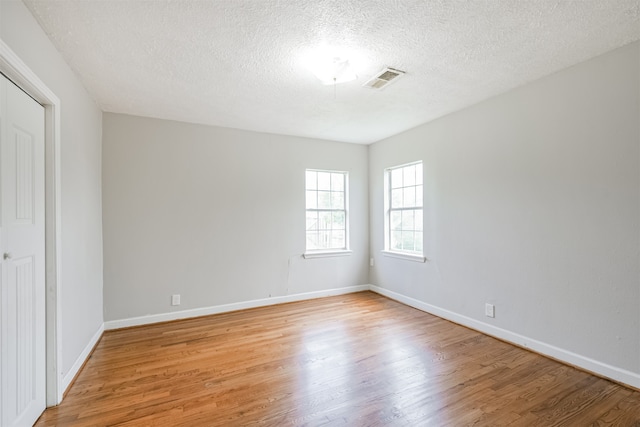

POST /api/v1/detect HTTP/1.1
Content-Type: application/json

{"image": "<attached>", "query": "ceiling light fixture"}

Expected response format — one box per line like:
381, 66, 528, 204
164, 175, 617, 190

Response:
310, 56, 357, 85
303, 45, 358, 85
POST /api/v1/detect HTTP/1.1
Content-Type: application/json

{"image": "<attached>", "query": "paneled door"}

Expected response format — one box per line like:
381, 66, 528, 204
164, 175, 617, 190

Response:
0, 73, 46, 426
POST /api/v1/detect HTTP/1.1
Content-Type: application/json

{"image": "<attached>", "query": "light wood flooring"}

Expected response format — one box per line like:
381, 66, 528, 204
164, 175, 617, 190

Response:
36, 292, 640, 426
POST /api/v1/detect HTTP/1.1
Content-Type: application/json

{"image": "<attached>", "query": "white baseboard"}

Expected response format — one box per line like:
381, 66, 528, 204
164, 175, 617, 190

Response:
369, 285, 640, 390
95, 283, 640, 390
61, 323, 104, 395
104, 285, 370, 330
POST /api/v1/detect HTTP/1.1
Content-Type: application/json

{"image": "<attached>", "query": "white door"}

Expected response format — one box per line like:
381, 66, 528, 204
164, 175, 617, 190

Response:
0, 73, 46, 426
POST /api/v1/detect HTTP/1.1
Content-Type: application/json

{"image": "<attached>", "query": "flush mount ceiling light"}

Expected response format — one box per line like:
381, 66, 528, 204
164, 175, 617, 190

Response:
312, 56, 356, 85
303, 45, 359, 85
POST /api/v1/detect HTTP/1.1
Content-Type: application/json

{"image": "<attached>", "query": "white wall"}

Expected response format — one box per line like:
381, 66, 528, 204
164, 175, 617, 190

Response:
369, 42, 640, 386
0, 0, 104, 388
102, 113, 368, 323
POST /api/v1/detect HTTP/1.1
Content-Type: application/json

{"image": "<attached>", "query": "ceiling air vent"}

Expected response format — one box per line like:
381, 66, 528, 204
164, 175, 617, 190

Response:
363, 67, 406, 90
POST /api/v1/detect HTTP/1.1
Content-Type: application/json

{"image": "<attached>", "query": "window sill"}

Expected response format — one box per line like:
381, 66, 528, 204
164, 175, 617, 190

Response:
303, 250, 353, 259
381, 250, 427, 263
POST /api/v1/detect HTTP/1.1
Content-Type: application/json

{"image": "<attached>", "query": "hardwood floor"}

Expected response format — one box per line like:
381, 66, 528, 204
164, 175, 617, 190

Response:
36, 292, 640, 426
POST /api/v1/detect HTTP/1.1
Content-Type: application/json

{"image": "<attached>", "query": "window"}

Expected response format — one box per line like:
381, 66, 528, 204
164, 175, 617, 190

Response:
385, 162, 423, 258
305, 169, 348, 253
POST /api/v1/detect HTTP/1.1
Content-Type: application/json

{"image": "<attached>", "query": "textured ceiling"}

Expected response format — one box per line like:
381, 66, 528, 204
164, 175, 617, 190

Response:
24, 0, 640, 144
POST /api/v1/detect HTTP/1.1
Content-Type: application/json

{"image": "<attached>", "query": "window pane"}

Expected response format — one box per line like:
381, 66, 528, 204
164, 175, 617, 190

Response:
402, 231, 415, 251
386, 162, 423, 255
402, 210, 414, 230
415, 210, 423, 231
306, 190, 317, 209
390, 211, 402, 231
331, 191, 344, 209
331, 230, 345, 249
415, 185, 423, 207
404, 187, 415, 207
307, 169, 348, 252
403, 164, 416, 186
306, 212, 318, 231
331, 173, 344, 191
318, 172, 331, 191
332, 211, 345, 229
391, 231, 402, 251
391, 168, 403, 188
391, 188, 402, 208
306, 170, 317, 190
319, 211, 332, 229
318, 230, 330, 248
318, 191, 331, 209
306, 232, 319, 250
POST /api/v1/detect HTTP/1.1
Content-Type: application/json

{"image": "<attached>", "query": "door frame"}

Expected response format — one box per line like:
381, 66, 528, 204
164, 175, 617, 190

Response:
0, 40, 63, 406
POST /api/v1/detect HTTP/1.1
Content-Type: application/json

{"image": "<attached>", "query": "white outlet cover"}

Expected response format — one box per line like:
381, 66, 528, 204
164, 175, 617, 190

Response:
171, 294, 181, 306
485, 303, 495, 318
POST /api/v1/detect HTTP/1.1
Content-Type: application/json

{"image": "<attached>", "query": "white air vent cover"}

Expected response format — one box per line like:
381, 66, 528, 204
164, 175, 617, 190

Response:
363, 67, 406, 90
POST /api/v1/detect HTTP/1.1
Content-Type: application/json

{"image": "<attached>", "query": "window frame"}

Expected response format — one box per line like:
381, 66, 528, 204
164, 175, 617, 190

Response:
304, 169, 351, 258
383, 161, 426, 263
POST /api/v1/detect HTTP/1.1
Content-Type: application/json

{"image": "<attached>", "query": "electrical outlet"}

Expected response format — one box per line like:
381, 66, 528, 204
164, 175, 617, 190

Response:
485, 303, 495, 318
171, 294, 181, 306
370, 257, 374, 267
